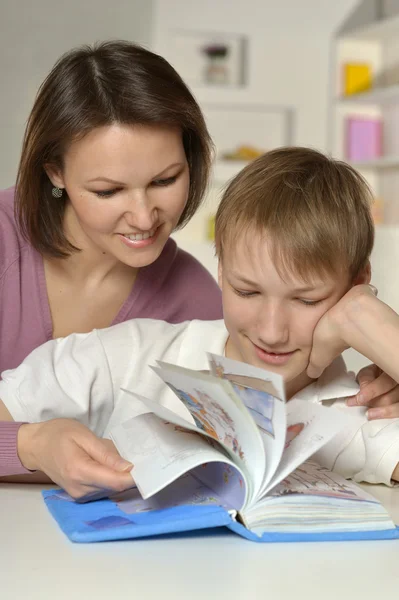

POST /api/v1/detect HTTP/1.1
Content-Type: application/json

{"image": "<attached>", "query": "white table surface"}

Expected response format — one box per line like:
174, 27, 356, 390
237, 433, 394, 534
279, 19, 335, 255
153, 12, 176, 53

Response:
1, 483, 399, 600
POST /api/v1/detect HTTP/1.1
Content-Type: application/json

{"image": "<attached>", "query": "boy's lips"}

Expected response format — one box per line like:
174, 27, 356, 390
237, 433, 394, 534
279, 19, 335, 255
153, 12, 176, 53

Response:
253, 344, 296, 366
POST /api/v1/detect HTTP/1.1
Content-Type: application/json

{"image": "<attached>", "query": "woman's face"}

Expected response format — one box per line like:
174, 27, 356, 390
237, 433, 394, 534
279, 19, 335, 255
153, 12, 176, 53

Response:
46, 124, 190, 268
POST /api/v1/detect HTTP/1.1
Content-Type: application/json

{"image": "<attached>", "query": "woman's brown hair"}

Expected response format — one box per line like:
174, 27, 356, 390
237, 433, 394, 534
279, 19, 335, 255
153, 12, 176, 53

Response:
16, 41, 213, 257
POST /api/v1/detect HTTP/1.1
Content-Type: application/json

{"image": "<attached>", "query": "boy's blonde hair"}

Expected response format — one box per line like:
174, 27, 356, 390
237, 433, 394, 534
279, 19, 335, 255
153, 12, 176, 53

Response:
215, 147, 374, 282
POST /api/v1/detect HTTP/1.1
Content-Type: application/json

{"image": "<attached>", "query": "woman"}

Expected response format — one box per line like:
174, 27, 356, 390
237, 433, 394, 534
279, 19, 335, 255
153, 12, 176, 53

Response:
0, 40, 222, 481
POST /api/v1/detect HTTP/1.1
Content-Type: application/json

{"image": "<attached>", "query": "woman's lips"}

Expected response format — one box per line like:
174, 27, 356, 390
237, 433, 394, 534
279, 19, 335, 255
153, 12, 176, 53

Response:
118, 225, 161, 249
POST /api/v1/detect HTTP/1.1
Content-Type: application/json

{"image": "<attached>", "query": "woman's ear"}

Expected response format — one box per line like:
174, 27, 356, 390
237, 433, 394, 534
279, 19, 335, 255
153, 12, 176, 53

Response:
352, 261, 371, 286
44, 163, 65, 189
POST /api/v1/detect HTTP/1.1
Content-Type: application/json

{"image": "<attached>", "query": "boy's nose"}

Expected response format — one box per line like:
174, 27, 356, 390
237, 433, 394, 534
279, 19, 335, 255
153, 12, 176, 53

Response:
257, 303, 289, 347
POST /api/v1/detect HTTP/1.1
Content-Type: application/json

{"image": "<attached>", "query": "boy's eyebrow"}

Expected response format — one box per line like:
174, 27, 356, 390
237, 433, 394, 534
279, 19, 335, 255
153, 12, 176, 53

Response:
229, 271, 319, 293
291, 285, 319, 293
228, 272, 259, 287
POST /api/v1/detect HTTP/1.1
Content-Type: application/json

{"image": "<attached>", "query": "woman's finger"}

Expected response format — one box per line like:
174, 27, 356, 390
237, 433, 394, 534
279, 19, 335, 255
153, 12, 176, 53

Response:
64, 456, 135, 500
77, 433, 133, 473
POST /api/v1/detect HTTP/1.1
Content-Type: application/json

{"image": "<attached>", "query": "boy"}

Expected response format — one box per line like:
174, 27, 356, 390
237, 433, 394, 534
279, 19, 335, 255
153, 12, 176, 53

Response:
1, 147, 399, 499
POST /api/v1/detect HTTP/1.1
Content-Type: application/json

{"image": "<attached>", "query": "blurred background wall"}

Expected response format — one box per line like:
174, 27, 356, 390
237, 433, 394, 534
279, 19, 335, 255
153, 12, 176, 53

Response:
0, 0, 154, 187
0, 0, 360, 188
2, 0, 399, 372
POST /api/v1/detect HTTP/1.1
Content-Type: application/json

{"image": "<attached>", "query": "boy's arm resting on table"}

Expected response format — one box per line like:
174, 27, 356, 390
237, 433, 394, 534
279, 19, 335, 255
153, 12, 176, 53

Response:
308, 286, 399, 484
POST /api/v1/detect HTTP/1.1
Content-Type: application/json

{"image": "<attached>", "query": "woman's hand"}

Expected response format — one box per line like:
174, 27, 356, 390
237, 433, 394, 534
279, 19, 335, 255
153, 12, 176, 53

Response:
17, 418, 134, 501
347, 364, 399, 420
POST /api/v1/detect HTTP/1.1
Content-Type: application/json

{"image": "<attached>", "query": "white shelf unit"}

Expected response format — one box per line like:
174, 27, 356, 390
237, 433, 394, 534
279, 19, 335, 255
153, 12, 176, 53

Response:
174, 103, 295, 243
212, 159, 251, 184
331, 11, 399, 224
339, 13, 399, 42
203, 102, 295, 184
337, 83, 399, 105
351, 155, 399, 170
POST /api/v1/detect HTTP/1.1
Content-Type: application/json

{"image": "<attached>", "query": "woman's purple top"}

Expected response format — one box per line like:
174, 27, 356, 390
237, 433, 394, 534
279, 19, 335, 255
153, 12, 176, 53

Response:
0, 186, 222, 475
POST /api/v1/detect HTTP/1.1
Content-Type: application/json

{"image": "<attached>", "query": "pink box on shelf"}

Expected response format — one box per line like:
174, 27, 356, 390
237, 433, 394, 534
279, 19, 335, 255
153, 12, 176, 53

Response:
345, 117, 382, 162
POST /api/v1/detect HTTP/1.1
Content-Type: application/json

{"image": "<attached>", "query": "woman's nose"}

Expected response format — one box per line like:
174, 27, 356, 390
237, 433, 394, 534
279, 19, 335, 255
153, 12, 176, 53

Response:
124, 192, 158, 231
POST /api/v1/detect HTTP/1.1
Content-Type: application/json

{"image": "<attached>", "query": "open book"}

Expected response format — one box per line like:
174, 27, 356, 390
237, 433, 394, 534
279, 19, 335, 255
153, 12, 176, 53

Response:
43, 355, 399, 543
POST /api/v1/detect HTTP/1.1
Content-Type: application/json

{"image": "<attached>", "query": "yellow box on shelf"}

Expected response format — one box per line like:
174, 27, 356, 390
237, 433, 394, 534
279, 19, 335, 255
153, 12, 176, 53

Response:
343, 63, 372, 96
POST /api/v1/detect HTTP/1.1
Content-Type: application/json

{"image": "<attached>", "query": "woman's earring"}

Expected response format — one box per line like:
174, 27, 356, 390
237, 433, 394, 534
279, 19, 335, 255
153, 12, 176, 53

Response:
52, 186, 63, 198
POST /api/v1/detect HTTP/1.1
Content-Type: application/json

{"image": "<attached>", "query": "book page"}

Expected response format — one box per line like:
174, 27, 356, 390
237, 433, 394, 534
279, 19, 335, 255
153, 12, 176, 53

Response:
268, 461, 382, 502
110, 412, 248, 507
260, 398, 353, 497
243, 461, 395, 534
112, 471, 238, 515
208, 354, 285, 399
153, 363, 265, 504
208, 354, 287, 488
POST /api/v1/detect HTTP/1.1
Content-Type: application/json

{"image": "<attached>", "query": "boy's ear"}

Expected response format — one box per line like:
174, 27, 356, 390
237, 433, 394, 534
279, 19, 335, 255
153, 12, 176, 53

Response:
217, 260, 223, 289
44, 163, 65, 189
352, 261, 371, 286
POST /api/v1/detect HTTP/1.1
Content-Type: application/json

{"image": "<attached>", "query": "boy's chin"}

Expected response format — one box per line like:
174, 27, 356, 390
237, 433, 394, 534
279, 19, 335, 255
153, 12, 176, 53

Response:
260, 361, 311, 389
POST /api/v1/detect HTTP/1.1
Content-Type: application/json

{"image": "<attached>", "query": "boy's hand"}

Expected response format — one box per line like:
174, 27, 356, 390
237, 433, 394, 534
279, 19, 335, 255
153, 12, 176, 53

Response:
307, 314, 348, 380
346, 364, 399, 420
307, 284, 378, 379
17, 418, 134, 501
308, 284, 399, 418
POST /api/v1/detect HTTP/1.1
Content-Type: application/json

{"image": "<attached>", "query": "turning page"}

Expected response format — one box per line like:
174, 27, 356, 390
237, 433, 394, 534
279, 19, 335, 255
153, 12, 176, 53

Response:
208, 354, 287, 489
111, 393, 248, 507
259, 398, 350, 497
152, 363, 267, 502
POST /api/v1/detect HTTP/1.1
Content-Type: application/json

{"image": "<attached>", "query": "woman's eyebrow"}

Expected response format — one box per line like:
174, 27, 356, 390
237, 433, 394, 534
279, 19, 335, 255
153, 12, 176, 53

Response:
88, 177, 125, 184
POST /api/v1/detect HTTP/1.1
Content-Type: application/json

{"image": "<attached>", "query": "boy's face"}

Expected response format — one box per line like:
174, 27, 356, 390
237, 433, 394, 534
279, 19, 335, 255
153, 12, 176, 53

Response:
219, 231, 351, 398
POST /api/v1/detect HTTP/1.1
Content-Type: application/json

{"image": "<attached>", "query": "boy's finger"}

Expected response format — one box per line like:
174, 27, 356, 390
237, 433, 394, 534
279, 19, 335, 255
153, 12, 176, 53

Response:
367, 402, 399, 420
367, 385, 399, 408
356, 363, 379, 387
351, 372, 397, 406
306, 362, 324, 379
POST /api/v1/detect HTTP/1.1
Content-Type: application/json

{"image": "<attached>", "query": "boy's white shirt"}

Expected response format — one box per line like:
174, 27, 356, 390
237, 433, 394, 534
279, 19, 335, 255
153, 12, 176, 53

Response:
1, 318, 399, 486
